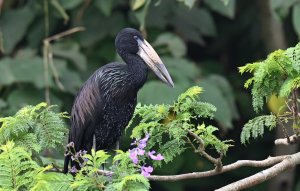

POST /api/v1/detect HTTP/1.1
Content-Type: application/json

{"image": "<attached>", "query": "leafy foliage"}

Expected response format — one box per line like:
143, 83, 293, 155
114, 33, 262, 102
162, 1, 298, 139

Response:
240, 42, 300, 143
240, 115, 277, 144
131, 86, 232, 166
239, 42, 300, 112
239, 50, 289, 112
31, 170, 73, 191
0, 141, 42, 190
0, 84, 232, 191
0, 102, 68, 153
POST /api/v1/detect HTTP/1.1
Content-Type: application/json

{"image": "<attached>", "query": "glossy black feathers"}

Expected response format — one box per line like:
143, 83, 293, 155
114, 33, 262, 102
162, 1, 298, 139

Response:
64, 28, 149, 173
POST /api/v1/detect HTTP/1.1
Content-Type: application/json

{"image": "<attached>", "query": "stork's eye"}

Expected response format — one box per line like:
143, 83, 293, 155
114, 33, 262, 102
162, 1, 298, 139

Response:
133, 35, 138, 40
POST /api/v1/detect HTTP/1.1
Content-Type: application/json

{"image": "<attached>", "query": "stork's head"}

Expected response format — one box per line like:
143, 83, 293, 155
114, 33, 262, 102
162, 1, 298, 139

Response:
115, 28, 174, 87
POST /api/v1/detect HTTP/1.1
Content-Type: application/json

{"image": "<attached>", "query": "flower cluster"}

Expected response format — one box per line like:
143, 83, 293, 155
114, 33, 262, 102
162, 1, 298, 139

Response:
65, 142, 88, 173
129, 134, 164, 177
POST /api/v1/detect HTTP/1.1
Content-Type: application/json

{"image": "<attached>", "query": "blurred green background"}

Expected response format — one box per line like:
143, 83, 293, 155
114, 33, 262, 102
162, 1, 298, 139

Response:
0, 0, 300, 190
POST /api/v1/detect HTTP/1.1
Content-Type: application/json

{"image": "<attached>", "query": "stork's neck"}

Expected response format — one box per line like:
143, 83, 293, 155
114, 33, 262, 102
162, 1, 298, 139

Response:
121, 53, 149, 90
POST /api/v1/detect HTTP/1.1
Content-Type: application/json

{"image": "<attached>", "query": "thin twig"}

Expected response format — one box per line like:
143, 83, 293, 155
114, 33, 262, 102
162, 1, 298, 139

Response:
48, 45, 65, 91
42, 27, 85, 103
43, 43, 50, 104
187, 129, 205, 150
44, 27, 85, 43
187, 129, 221, 167
277, 118, 291, 144
186, 137, 197, 151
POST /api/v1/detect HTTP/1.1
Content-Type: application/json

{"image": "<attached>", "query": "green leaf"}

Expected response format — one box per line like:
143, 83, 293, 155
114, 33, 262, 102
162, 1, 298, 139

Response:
11, 56, 46, 89
95, 0, 115, 16
154, 33, 187, 58
0, 141, 42, 190
138, 57, 200, 104
50, 0, 69, 22
271, 0, 298, 18
5, 88, 62, 115
59, 0, 82, 9
199, 76, 237, 128
241, 115, 277, 144
178, 0, 196, 9
76, 6, 124, 47
52, 41, 87, 71
1, 5, 35, 53
56, 64, 83, 94
131, 0, 146, 10
0, 58, 15, 85
0, 31, 4, 53
193, 8, 217, 37
138, 81, 185, 104
0, 99, 7, 110
171, 7, 217, 39
292, 3, 300, 39
220, 0, 230, 5
132, 0, 151, 30
204, 0, 236, 19
31, 171, 73, 191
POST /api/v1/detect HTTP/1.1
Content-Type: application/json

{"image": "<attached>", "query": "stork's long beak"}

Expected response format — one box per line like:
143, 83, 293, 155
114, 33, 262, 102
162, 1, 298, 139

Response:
137, 38, 174, 87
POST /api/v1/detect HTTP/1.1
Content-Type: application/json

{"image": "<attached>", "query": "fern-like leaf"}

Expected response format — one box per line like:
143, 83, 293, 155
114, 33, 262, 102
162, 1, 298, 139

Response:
0, 103, 68, 153
31, 166, 73, 191
108, 174, 150, 191
0, 141, 41, 190
241, 115, 277, 144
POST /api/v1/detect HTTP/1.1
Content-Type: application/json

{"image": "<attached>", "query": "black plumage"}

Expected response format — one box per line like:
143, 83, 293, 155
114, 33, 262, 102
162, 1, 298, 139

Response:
64, 28, 173, 173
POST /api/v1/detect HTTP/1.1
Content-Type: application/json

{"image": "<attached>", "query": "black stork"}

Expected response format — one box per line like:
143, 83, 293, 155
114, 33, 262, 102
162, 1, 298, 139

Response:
64, 28, 174, 173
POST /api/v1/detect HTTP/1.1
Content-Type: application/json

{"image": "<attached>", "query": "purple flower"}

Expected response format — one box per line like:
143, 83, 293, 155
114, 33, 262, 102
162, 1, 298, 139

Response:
139, 134, 150, 149
137, 148, 145, 155
141, 165, 153, 177
148, 151, 164, 161
129, 149, 139, 164
129, 147, 146, 164
70, 166, 78, 173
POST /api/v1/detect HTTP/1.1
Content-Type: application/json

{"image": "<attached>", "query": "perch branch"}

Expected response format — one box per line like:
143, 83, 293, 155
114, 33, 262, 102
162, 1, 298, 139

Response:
61, 153, 293, 189
275, 134, 299, 145
94, 155, 287, 182
147, 155, 287, 181
216, 152, 300, 191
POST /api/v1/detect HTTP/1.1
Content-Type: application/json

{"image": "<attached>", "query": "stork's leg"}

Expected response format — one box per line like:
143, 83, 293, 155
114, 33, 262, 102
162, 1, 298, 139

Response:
115, 140, 120, 150
115, 140, 120, 165
93, 135, 104, 170
93, 134, 96, 151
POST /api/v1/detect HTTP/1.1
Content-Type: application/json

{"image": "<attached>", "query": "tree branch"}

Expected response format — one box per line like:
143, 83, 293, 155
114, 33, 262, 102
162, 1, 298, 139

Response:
147, 155, 287, 181
275, 135, 299, 145
216, 152, 300, 191
187, 129, 222, 168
